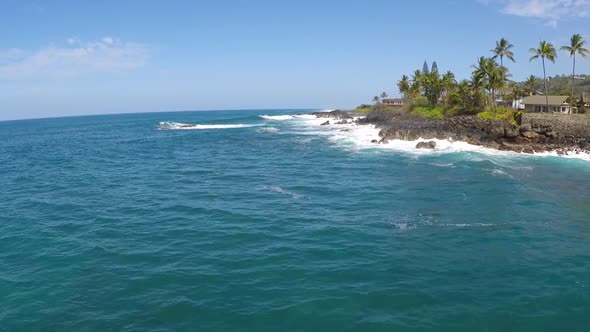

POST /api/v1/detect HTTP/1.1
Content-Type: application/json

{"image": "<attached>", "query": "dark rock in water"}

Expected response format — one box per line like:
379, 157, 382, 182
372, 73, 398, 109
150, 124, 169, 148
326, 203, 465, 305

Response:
313, 110, 353, 120
416, 141, 437, 149
335, 120, 349, 124
341, 129, 351, 132
379, 137, 389, 145
321, 121, 330, 126
371, 139, 378, 144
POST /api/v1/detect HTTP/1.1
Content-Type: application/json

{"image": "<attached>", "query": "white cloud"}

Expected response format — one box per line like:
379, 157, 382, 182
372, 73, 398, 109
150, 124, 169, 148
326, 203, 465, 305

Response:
0, 37, 148, 79
485, 0, 590, 26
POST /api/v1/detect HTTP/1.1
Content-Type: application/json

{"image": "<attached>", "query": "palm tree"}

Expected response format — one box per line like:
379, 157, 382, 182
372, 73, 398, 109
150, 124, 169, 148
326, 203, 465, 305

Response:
372, 96, 380, 105
560, 34, 589, 113
489, 66, 511, 106
469, 73, 486, 109
491, 38, 515, 102
456, 80, 471, 108
380, 92, 389, 100
491, 38, 515, 68
441, 71, 456, 104
530, 41, 557, 112
397, 75, 410, 100
408, 81, 421, 99
524, 75, 538, 96
472, 56, 501, 107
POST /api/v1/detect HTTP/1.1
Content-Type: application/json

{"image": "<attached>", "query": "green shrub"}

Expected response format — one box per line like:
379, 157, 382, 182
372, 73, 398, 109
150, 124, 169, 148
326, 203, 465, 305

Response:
355, 107, 373, 113
412, 96, 429, 108
477, 107, 519, 125
411, 106, 445, 119
442, 107, 480, 117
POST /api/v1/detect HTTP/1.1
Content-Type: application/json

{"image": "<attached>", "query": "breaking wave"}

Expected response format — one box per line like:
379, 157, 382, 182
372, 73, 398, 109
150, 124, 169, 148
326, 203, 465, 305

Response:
268, 113, 590, 162
159, 122, 259, 130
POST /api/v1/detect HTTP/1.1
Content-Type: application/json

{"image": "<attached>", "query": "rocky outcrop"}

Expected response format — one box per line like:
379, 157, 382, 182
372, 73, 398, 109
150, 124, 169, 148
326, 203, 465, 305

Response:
416, 141, 437, 149
520, 114, 590, 148
312, 110, 353, 120
317, 110, 590, 154
367, 114, 518, 149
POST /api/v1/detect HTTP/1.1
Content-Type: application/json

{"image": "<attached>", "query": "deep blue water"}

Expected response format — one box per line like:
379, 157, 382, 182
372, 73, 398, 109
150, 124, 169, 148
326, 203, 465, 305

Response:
1, 110, 589, 331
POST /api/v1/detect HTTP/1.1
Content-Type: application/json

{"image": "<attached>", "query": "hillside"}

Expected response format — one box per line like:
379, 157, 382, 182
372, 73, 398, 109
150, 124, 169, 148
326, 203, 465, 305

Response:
529, 74, 590, 96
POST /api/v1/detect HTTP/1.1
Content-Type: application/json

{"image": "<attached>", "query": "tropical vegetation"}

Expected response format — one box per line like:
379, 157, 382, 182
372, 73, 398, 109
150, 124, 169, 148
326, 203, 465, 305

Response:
361, 34, 590, 119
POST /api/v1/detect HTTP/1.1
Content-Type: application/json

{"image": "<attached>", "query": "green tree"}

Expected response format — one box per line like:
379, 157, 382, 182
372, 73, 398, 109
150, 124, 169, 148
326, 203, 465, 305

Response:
431, 61, 439, 74
397, 75, 410, 99
491, 38, 515, 101
372, 96, 380, 105
420, 71, 443, 107
380, 92, 389, 99
469, 72, 486, 109
408, 81, 421, 99
530, 41, 557, 112
491, 38, 515, 68
441, 71, 456, 105
422, 61, 430, 75
560, 34, 589, 113
523, 75, 538, 96
507, 82, 524, 109
455, 80, 472, 108
472, 56, 506, 107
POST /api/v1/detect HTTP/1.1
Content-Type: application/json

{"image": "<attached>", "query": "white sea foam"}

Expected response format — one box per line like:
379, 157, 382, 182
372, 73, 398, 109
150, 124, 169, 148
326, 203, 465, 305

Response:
259, 185, 304, 200
528, 150, 590, 162
159, 122, 258, 130
259, 115, 294, 121
266, 112, 590, 162
257, 127, 280, 133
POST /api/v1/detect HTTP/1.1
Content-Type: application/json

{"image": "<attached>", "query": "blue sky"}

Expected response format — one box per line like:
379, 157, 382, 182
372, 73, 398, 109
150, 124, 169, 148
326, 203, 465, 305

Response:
1, 0, 590, 120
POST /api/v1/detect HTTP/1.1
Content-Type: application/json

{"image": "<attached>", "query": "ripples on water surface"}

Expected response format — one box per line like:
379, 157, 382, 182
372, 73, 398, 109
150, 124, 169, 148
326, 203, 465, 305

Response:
1, 110, 589, 331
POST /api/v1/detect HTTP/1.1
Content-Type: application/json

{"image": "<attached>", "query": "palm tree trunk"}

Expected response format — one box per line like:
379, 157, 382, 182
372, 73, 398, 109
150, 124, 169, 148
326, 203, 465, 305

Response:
571, 54, 576, 114
543, 57, 549, 112
500, 56, 504, 107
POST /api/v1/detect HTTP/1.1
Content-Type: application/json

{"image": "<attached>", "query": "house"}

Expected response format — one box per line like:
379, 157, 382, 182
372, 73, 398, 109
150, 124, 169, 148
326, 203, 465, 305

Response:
522, 95, 572, 113
382, 98, 405, 110
495, 91, 525, 110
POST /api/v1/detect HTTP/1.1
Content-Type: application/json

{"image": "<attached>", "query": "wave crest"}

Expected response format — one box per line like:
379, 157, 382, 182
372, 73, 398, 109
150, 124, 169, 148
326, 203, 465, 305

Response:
259, 115, 293, 121
159, 122, 259, 130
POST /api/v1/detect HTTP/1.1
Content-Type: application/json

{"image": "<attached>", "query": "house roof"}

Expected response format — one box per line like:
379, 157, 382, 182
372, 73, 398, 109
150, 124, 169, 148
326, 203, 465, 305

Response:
382, 98, 404, 103
523, 95, 568, 106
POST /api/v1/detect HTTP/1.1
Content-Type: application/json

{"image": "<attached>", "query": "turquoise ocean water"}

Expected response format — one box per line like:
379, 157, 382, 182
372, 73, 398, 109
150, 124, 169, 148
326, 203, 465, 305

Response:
1, 109, 589, 331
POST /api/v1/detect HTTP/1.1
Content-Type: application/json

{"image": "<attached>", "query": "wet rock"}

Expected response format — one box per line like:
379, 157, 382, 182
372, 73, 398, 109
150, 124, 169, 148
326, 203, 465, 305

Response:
416, 141, 437, 149
371, 139, 378, 144
321, 121, 330, 126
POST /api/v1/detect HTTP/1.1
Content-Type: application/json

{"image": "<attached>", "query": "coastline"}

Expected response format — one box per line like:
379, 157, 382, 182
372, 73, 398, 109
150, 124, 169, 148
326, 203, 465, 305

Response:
312, 110, 590, 157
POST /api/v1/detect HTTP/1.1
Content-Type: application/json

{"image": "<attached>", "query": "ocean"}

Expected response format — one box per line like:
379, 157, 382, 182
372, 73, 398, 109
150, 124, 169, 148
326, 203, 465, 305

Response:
1, 109, 589, 331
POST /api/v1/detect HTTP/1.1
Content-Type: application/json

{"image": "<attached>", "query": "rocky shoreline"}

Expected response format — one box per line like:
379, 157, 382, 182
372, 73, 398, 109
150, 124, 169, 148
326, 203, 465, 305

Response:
313, 110, 590, 156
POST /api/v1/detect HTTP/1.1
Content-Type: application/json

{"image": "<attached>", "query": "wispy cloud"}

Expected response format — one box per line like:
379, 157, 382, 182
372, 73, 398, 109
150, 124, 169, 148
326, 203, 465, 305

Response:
0, 37, 148, 79
483, 0, 590, 27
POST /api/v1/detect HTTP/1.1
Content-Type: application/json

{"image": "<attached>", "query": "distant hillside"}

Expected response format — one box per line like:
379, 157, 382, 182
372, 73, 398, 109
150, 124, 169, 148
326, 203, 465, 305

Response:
527, 74, 590, 96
